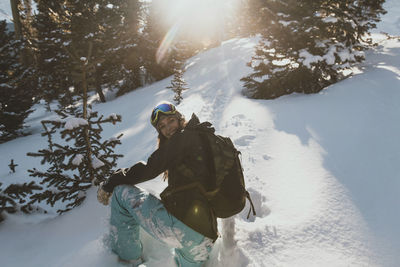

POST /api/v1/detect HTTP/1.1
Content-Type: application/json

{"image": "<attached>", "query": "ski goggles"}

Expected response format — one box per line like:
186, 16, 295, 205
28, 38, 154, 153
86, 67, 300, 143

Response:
150, 103, 176, 127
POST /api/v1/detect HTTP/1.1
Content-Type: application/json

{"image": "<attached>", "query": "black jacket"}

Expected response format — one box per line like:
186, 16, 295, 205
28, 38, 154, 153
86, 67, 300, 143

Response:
102, 114, 218, 240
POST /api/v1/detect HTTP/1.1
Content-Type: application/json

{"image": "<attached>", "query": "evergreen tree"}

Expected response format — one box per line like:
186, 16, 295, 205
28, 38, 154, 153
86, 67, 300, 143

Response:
27, 45, 124, 214
168, 69, 189, 105
27, 107, 123, 214
32, 0, 143, 105
0, 20, 36, 142
96, 0, 143, 97
65, 0, 143, 102
32, 1, 76, 108
241, 0, 386, 99
167, 42, 191, 104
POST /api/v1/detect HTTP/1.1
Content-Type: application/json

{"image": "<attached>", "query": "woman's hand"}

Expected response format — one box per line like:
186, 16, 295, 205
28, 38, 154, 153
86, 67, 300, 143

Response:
97, 184, 112, 205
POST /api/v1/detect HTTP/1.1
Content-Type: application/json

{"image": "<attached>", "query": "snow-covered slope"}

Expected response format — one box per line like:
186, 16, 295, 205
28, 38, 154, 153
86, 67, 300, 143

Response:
1, 1, 400, 266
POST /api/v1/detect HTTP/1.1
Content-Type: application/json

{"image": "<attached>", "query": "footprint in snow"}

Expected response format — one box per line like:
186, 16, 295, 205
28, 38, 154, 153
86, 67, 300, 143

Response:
234, 135, 255, 146
262, 154, 272, 160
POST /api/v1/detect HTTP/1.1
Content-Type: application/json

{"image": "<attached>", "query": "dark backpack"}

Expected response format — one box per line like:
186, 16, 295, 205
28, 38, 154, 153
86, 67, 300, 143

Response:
198, 131, 256, 219
161, 125, 256, 219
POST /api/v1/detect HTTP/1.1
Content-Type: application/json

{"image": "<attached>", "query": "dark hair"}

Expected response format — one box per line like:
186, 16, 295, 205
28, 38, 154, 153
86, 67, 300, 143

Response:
157, 111, 186, 180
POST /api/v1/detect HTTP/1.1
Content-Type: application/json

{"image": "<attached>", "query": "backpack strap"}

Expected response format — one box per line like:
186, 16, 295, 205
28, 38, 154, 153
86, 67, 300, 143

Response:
245, 191, 257, 219
161, 131, 217, 197
198, 132, 217, 190
160, 181, 219, 200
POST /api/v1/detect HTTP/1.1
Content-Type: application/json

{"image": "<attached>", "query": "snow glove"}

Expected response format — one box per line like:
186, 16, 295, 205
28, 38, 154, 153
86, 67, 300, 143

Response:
97, 182, 112, 205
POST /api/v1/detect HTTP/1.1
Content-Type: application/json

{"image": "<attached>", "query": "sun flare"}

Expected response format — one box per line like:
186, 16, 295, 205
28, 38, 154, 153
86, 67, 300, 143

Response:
153, 0, 240, 64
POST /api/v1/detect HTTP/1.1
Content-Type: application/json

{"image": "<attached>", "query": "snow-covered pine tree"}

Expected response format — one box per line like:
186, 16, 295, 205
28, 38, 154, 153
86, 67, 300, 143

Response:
27, 48, 123, 214
167, 42, 191, 104
94, 0, 143, 98
241, 0, 386, 99
0, 181, 43, 222
168, 69, 189, 105
67, 0, 143, 101
32, 1, 77, 108
32, 0, 143, 106
0, 20, 36, 142
27, 106, 123, 214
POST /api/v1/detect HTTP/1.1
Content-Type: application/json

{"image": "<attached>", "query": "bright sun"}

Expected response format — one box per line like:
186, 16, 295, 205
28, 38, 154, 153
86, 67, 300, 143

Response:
153, 0, 240, 64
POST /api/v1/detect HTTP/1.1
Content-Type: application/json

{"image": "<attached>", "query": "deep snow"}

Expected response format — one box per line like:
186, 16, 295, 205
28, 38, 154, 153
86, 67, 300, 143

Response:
1, 1, 400, 266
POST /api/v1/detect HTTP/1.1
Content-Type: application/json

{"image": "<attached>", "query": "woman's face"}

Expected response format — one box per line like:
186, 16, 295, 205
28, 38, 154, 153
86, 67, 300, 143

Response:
157, 115, 180, 139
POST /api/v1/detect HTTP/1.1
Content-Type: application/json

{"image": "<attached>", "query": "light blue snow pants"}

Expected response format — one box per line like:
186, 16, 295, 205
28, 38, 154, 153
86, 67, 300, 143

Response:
108, 185, 213, 267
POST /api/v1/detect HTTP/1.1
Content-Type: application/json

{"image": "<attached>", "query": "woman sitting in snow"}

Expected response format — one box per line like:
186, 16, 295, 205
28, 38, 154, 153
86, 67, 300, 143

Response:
97, 102, 218, 266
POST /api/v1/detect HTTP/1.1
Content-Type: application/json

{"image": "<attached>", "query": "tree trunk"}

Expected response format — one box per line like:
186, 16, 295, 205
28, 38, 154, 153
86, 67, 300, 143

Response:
82, 43, 95, 182
10, 0, 22, 40
10, 0, 34, 66
95, 68, 106, 103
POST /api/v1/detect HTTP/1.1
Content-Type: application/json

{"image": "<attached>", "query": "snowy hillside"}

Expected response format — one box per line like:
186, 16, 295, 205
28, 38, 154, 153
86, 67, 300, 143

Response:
1, 1, 400, 266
